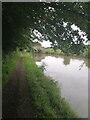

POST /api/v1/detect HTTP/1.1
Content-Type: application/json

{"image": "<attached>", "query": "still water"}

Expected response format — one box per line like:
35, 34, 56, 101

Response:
34, 54, 89, 118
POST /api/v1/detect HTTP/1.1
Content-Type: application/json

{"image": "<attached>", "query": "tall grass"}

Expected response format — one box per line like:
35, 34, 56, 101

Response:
2, 50, 21, 85
24, 53, 78, 118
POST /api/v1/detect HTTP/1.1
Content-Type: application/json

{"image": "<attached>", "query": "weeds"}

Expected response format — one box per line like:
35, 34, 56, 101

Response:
2, 50, 21, 85
24, 53, 78, 118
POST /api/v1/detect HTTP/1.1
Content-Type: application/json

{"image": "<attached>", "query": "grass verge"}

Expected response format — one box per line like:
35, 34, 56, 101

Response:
24, 53, 78, 118
2, 50, 21, 85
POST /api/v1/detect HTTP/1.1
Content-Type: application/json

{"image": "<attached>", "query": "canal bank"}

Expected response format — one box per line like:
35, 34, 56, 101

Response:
24, 53, 78, 118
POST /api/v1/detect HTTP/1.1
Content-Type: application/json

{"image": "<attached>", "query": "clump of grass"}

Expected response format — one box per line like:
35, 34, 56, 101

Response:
24, 53, 78, 118
2, 50, 21, 85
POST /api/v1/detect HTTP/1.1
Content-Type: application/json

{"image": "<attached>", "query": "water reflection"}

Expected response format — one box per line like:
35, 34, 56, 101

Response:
63, 56, 71, 66
34, 54, 89, 118
33, 54, 89, 68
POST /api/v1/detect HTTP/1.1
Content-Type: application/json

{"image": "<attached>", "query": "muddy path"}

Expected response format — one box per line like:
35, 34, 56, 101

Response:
3, 57, 33, 118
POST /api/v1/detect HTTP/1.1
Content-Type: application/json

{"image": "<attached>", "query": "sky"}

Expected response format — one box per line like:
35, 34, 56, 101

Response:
39, 40, 52, 48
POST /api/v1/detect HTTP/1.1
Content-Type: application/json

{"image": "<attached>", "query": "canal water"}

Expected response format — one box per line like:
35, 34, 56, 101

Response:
34, 54, 89, 118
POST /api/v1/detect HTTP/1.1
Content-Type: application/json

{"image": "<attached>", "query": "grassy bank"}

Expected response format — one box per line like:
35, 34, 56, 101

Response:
24, 53, 78, 118
2, 50, 21, 85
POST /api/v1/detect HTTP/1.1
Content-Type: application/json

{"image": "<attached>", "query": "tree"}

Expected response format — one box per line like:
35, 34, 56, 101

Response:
2, 2, 89, 54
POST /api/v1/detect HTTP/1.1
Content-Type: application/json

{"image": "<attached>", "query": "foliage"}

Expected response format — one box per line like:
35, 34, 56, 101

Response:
3, 2, 88, 54
24, 53, 78, 118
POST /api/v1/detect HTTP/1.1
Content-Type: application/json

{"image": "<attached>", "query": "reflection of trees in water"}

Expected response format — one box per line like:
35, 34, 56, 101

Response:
62, 56, 90, 69
86, 59, 90, 68
79, 59, 90, 70
84, 60, 90, 68
34, 53, 90, 69
63, 57, 70, 65
33, 54, 46, 61
79, 62, 85, 70
40, 62, 47, 71
83, 59, 90, 68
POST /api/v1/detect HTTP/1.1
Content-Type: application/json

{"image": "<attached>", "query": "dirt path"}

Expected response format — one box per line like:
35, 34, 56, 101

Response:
3, 57, 33, 118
